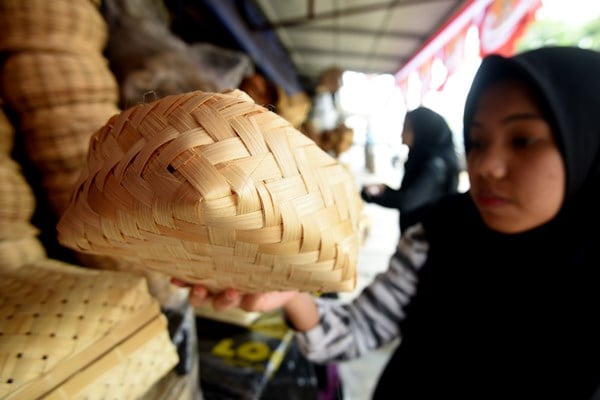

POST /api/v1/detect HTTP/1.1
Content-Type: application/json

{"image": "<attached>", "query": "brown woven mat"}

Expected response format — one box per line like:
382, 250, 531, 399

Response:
58, 89, 364, 293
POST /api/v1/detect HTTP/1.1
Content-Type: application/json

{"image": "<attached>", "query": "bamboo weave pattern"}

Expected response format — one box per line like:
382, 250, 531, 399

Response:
0, 259, 178, 399
57, 90, 363, 292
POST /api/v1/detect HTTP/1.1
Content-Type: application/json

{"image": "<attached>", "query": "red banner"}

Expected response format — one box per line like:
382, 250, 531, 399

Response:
479, 0, 542, 56
395, 0, 542, 98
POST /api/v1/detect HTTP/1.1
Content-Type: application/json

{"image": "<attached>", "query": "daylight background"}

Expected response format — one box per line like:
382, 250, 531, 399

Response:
334, 0, 600, 191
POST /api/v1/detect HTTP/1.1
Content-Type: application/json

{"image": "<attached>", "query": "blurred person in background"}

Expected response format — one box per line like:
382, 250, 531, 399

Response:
360, 106, 460, 234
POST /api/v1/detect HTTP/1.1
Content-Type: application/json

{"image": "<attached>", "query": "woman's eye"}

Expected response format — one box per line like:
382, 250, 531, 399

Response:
512, 136, 538, 148
468, 137, 485, 150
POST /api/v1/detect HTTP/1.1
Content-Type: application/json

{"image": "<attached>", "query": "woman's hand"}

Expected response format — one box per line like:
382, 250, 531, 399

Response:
170, 278, 300, 312
171, 278, 320, 331
361, 183, 386, 201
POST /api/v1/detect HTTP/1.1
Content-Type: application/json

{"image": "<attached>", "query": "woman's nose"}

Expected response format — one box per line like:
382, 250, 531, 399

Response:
471, 147, 508, 179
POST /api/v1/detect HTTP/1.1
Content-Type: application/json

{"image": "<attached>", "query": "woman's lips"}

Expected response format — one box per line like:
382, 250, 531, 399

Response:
474, 192, 510, 207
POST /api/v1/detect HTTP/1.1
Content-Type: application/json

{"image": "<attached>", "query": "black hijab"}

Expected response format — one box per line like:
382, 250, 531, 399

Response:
463, 46, 600, 213
401, 106, 459, 191
374, 46, 600, 399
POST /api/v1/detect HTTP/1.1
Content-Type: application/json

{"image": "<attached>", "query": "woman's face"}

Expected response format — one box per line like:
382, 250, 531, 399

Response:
466, 79, 565, 233
402, 118, 414, 147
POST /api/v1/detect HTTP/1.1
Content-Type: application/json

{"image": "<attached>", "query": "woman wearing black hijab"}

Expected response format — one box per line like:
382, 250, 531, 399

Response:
179, 46, 600, 398
370, 45, 600, 398
361, 106, 460, 233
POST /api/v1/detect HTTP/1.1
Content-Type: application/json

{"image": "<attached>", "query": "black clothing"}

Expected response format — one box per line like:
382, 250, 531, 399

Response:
374, 193, 600, 399
361, 156, 455, 232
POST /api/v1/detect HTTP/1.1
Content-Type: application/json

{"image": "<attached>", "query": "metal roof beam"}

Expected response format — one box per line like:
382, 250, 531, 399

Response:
251, 0, 458, 29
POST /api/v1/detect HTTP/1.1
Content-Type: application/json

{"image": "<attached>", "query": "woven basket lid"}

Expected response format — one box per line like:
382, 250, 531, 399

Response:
0, 258, 178, 399
57, 89, 363, 293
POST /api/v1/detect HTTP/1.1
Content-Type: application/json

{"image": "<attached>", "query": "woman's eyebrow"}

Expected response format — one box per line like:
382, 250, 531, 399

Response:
501, 112, 544, 124
470, 112, 543, 127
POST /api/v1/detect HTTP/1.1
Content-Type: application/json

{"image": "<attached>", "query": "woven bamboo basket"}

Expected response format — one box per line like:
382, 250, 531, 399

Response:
0, 0, 107, 55
0, 103, 43, 270
276, 87, 311, 128
19, 103, 121, 172
239, 73, 279, 108
0, 105, 13, 156
57, 89, 363, 293
1, 52, 119, 113
0, 105, 40, 256
42, 168, 86, 195
42, 169, 89, 216
0, 160, 39, 241
18, 103, 121, 137
0, 236, 46, 272
0, 258, 179, 399
23, 133, 94, 175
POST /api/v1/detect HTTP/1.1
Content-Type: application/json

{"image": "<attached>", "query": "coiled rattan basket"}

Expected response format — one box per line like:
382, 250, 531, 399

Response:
57, 90, 363, 293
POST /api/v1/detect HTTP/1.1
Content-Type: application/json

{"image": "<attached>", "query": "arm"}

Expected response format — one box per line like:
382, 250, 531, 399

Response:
363, 158, 448, 212
179, 224, 429, 363
294, 223, 428, 362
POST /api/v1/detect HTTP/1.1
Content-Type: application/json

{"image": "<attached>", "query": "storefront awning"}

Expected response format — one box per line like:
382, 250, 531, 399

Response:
394, 0, 542, 92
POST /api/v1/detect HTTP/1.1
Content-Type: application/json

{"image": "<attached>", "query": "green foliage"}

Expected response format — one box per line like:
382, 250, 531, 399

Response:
516, 17, 600, 51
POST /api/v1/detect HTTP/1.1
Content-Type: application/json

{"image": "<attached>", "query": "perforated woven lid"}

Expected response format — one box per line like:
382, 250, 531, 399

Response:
57, 90, 363, 293
0, 258, 178, 399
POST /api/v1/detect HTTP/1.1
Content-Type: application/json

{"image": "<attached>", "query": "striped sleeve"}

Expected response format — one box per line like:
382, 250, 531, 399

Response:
295, 223, 429, 362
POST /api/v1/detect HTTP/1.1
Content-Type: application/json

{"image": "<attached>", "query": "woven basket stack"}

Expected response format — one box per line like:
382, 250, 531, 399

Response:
57, 89, 364, 293
0, 0, 120, 217
0, 2, 183, 397
0, 104, 46, 270
0, 100, 179, 398
0, 0, 168, 282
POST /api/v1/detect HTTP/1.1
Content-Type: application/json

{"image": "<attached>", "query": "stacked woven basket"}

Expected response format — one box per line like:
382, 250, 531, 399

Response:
0, 0, 120, 217
0, 0, 176, 279
0, 102, 178, 399
0, 2, 182, 398
0, 104, 46, 270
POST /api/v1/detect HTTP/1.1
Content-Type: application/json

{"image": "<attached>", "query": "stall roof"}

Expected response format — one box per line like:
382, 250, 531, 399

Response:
200, 0, 540, 95
252, 0, 469, 88
202, 0, 469, 94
